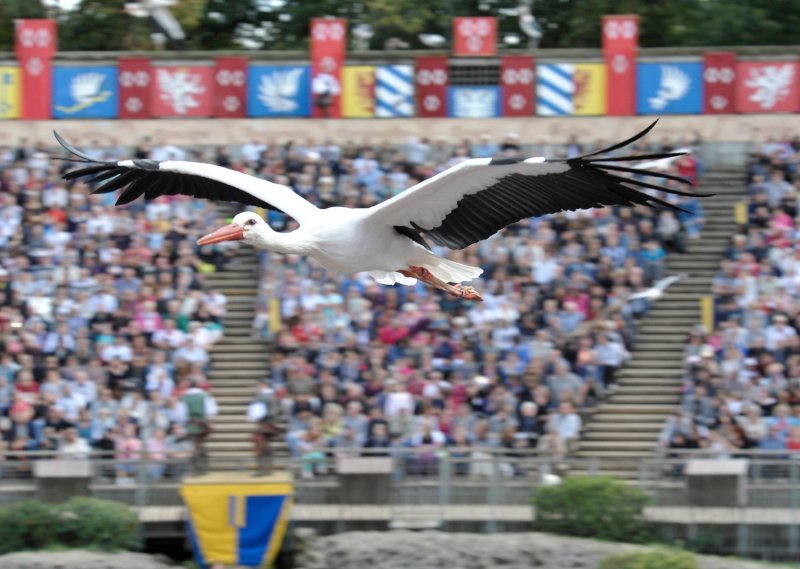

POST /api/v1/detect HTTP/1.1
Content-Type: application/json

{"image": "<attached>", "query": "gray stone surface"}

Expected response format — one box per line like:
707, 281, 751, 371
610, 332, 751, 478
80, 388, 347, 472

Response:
294, 530, 780, 569
0, 551, 176, 569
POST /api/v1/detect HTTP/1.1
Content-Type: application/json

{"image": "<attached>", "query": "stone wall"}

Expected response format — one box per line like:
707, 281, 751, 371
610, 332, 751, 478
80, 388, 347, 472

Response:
2, 114, 799, 148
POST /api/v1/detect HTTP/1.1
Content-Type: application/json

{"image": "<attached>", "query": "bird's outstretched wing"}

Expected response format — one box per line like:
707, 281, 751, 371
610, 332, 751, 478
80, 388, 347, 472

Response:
54, 132, 318, 224
366, 120, 712, 250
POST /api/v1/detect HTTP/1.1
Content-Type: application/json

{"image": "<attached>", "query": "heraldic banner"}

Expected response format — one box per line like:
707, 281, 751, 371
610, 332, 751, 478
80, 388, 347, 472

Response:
342, 66, 375, 118
181, 472, 293, 568
602, 14, 638, 116
151, 66, 213, 117
118, 57, 152, 119
214, 56, 248, 118
703, 51, 736, 114
310, 18, 347, 119
15, 19, 57, 120
416, 56, 449, 118
500, 56, 534, 117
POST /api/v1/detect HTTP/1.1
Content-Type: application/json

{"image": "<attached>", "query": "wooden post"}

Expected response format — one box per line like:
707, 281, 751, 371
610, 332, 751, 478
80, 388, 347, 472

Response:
700, 295, 715, 333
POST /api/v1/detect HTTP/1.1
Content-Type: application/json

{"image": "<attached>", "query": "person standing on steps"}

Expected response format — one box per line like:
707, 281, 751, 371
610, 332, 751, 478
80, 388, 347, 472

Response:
178, 378, 218, 474
248, 380, 284, 475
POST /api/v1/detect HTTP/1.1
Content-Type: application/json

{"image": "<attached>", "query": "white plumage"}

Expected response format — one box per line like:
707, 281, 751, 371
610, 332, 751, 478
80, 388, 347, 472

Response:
57, 121, 705, 302
627, 274, 688, 302
649, 65, 691, 110
70, 73, 108, 104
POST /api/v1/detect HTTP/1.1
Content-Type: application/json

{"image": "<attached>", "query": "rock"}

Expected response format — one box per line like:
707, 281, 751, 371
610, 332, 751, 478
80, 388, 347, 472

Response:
0, 551, 175, 569
291, 530, 782, 569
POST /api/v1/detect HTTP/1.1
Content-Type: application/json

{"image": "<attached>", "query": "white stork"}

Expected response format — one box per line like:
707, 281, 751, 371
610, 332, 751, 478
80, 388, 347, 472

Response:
55, 121, 708, 301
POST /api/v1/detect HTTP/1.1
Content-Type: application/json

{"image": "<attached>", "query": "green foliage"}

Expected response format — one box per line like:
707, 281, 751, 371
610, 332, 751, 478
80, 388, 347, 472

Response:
532, 476, 652, 543
599, 548, 699, 569
3, 0, 800, 51
0, 498, 140, 554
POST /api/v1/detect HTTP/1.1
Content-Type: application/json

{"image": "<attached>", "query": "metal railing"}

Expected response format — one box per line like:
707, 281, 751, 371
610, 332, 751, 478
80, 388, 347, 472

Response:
2, 447, 799, 558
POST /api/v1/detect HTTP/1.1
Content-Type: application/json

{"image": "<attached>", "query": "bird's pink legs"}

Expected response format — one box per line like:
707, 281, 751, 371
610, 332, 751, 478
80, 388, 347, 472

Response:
400, 266, 483, 301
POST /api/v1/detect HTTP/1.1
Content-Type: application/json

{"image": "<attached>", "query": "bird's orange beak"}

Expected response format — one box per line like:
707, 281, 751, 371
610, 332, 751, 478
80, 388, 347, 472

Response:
197, 223, 244, 246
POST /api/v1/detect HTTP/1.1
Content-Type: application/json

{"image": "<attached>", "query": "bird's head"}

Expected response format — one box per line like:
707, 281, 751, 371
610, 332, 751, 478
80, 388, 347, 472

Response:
196, 212, 269, 247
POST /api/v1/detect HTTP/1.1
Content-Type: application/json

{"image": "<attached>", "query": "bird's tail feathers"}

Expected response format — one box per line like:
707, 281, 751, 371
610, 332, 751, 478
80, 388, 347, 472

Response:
422, 257, 483, 284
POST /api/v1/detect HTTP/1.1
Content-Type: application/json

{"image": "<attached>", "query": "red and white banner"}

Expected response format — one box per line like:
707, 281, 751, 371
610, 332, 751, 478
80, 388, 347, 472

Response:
500, 56, 534, 116
151, 66, 213, 117
453, 17, 497, 57
602, 15, 638, 116
415, 56, 449, 118
703, 52, 736, 114
15, 19, 57, 120
310, 18, 347, 119
214, 56, 248, 118
14, 19, 57, 60
736, 61, 799, 114
118, 57, 152, 119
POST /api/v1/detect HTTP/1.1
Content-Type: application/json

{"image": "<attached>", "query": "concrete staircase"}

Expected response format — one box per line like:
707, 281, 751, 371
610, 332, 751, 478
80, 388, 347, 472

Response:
574, 168, 744, 477
201, 209, 269, 467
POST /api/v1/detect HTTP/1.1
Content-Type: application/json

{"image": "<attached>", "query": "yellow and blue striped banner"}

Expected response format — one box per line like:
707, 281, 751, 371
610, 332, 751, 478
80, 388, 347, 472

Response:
180, 472, 293, 568
0, 67, 20, 119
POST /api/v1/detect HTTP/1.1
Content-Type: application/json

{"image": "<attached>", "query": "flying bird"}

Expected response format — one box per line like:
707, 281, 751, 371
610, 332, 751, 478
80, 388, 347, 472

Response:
54, 121, 708, 301
626, 274, 688, 302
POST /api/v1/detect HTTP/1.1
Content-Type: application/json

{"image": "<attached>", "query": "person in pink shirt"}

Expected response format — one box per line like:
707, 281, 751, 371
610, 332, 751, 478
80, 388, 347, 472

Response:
115, 423, 143, 484
144, 428, 168, 479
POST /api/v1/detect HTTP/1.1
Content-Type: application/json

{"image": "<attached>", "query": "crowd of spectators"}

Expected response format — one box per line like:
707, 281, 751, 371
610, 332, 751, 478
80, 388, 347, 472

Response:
227, 132, 705, 477
662, 136, 800, 459
0, 139, 224, 481
0, 131, 706, 481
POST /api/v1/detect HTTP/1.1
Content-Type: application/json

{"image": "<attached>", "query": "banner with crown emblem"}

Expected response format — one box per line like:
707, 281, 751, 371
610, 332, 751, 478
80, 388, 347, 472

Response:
736, 61, 799, 113
0, 68, 20, 119
573, 63, 606, 115
247, 65, 310, 117
342, 66, 375, 118
53, 66, 118, 119
637, 62, 703, 115
151, 66, 213, 117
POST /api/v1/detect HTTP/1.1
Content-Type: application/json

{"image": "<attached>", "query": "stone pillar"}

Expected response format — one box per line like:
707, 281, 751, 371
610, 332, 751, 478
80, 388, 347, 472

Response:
34, 460, 92, 503
336, 456, 393, 504
685, 459, 748, 507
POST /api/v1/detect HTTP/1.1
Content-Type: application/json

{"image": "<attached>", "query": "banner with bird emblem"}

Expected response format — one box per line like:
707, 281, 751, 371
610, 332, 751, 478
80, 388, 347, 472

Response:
703, 52, 736, 114
375, 65, 414, 117
0, 68, 20, 119
151, 66, 213, 117
636, 62, 703, 114
214, 56, 248, 118
736, 61, 799, 113
448, 86, 501, 118
602, 14, 638, 116
118, 57, 152, 119
500, 56, 534, 117
246, 65, 310, 117
341, 66, 375, 118
53, 66, 118, 119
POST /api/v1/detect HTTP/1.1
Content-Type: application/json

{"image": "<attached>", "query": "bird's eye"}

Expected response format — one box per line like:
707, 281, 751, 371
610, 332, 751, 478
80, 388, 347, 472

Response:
247, 219, 257, 226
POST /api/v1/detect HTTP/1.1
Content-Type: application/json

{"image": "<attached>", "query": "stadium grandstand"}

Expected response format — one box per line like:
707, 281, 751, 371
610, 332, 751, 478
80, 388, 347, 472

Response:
2, 0, 800, 566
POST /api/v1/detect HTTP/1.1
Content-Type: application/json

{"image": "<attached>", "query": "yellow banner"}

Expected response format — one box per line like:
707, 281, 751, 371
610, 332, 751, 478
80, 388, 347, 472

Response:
342, 66, 375, 118
573, 63, 606, 116
0, 67, 20, 119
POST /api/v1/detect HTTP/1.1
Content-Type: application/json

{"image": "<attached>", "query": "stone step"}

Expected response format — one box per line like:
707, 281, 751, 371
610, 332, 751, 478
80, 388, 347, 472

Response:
578, 440, 657, 451
581, 429, 658, 442
614, 378, 684, 387
595, 403, 676, 413
590, 413, 673, 423
211, 352, 269, 362
615, 366, 683, 376
611, 385, 679, 395
209, 368, 267, 378
212, 343, 269, 353
584, 421, 664, 432
609, 394, 680, 405
573, 450, 653, 458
